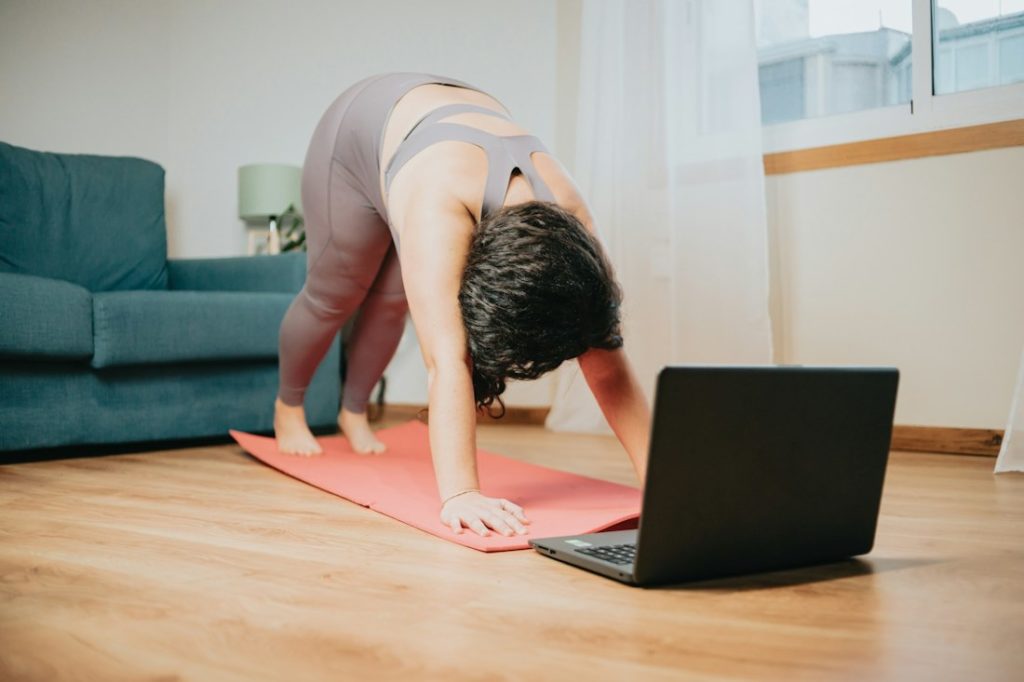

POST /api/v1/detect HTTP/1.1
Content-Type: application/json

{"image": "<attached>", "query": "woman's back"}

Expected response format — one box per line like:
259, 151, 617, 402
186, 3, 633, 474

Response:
378, 82, 578, 245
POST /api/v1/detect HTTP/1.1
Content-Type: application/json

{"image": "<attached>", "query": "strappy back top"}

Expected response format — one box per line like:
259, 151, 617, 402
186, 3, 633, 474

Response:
383, 102, 557, 222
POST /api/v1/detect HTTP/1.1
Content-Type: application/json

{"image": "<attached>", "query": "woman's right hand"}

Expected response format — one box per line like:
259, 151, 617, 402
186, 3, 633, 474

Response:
440, 492, 530, 537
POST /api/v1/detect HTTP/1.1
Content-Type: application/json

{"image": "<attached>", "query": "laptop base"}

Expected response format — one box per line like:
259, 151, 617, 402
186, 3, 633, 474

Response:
530, 530, 639, 585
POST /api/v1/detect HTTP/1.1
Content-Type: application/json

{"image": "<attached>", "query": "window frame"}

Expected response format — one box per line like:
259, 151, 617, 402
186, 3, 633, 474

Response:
760, 0, 1024, 154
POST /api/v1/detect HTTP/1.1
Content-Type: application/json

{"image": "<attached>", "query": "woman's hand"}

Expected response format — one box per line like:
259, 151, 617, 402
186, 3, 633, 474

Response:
440, 492, 530, 537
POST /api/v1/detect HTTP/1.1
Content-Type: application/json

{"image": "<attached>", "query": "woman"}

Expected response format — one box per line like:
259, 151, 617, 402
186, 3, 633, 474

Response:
275, 72, 650, 539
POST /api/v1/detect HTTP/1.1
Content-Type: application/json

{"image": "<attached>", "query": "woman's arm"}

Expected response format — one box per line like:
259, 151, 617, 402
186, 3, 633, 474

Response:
400, 192, 528, 537
401, 195, 480, 498
566, 201, 651, 483
578, 347, 651, 483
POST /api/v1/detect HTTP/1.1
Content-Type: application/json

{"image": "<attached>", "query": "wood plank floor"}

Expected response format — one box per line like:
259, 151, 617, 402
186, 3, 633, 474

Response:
1, 419, 1022, 681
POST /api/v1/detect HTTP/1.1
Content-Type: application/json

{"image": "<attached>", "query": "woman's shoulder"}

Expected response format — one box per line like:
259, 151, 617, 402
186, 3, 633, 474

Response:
392, 176, 475, 253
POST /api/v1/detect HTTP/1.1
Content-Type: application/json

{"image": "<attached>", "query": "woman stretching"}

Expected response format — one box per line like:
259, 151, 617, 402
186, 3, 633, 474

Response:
275, 72, 650, 538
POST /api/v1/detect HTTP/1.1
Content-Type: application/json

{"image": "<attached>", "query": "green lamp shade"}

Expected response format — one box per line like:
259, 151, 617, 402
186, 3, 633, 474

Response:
238, 163, 302, 220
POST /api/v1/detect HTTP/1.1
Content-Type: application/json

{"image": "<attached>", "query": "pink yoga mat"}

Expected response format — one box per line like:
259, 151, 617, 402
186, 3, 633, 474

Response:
229, 421, 641, 552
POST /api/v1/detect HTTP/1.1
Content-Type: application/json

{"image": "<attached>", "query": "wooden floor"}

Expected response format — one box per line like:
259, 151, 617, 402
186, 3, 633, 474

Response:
1, 419, 1022, 681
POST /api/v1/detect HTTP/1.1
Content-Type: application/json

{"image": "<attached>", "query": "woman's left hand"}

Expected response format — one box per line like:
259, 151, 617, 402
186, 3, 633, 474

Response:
440, 491, 530, 537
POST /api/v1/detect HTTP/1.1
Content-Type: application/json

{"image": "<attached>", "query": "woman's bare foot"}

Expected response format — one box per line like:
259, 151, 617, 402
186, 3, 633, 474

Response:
338, 407, 386, 454
274, 397, 322, 456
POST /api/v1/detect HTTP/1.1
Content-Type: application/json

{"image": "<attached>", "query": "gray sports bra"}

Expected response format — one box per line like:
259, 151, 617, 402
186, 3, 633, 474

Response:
383, 102, 557, 221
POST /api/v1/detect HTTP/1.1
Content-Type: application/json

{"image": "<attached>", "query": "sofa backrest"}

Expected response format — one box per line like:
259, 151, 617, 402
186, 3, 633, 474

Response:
0, 141, 168, 292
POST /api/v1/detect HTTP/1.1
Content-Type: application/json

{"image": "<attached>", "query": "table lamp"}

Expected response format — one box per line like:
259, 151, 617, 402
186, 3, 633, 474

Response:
238, 163, 302, 255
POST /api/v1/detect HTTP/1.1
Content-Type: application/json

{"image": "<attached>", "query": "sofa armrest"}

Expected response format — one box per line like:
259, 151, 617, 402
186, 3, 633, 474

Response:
166, 252, 305, 293
0, 271, 94, 359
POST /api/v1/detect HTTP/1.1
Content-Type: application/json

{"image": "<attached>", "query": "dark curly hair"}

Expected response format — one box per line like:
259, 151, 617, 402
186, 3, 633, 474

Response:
458, 200, 624, 417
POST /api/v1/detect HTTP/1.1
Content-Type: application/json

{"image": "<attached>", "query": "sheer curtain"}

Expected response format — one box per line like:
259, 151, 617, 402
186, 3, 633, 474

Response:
995, 347, 1024, 473
547, 0, 774, 433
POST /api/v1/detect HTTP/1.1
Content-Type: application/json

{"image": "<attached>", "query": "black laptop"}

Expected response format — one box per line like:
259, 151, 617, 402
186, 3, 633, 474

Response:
530, 365, 900, 586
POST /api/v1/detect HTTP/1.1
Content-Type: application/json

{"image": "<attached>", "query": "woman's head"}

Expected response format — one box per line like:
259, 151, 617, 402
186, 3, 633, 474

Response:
458, 200, 623, 416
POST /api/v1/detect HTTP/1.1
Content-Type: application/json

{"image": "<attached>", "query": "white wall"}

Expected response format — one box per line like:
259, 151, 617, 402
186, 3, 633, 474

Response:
0, 0, 559, 257
0, 1, 171, 172
4, 0, 1020, 425
765, 146, 1024, 429
0, 0, 560, 407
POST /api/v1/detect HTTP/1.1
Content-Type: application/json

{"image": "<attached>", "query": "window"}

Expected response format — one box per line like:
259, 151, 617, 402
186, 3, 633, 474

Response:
755, 0, 913, 125
755, 0, 1024, 152
760, 59, 806, 124
934, 0, 1024, 94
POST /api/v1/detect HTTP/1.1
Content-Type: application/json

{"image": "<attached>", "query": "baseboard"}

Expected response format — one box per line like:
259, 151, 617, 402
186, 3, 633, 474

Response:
890, 425, 1003, 457
383, 404, 1004, 457
382, 403, 551, 425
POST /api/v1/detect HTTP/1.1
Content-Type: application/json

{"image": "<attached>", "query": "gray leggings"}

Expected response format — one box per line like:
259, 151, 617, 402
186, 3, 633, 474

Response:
277, 73, 478, 413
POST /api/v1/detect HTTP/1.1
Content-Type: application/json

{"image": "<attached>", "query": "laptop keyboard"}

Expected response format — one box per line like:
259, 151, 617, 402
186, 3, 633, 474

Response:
575, 543, 636, 565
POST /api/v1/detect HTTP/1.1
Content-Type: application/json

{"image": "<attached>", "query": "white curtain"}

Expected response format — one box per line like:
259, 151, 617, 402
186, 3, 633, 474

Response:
995, 346, 1024, 473
547, 0, 774, 433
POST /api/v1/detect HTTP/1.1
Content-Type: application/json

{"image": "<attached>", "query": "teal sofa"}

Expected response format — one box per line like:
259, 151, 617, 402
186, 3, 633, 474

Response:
0, 141, 340, 453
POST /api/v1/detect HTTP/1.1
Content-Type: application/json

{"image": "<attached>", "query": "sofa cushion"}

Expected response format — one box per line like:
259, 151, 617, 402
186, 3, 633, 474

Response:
91, 290, 295, 369
0, 141, 168, 292
168, 253, 306, 293
0, 271, 93, 359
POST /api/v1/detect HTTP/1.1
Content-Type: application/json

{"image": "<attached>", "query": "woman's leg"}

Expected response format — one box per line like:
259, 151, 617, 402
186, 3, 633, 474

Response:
341, 244, 408, 413
275, 158, 393, 455
336, 244, 408, 453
